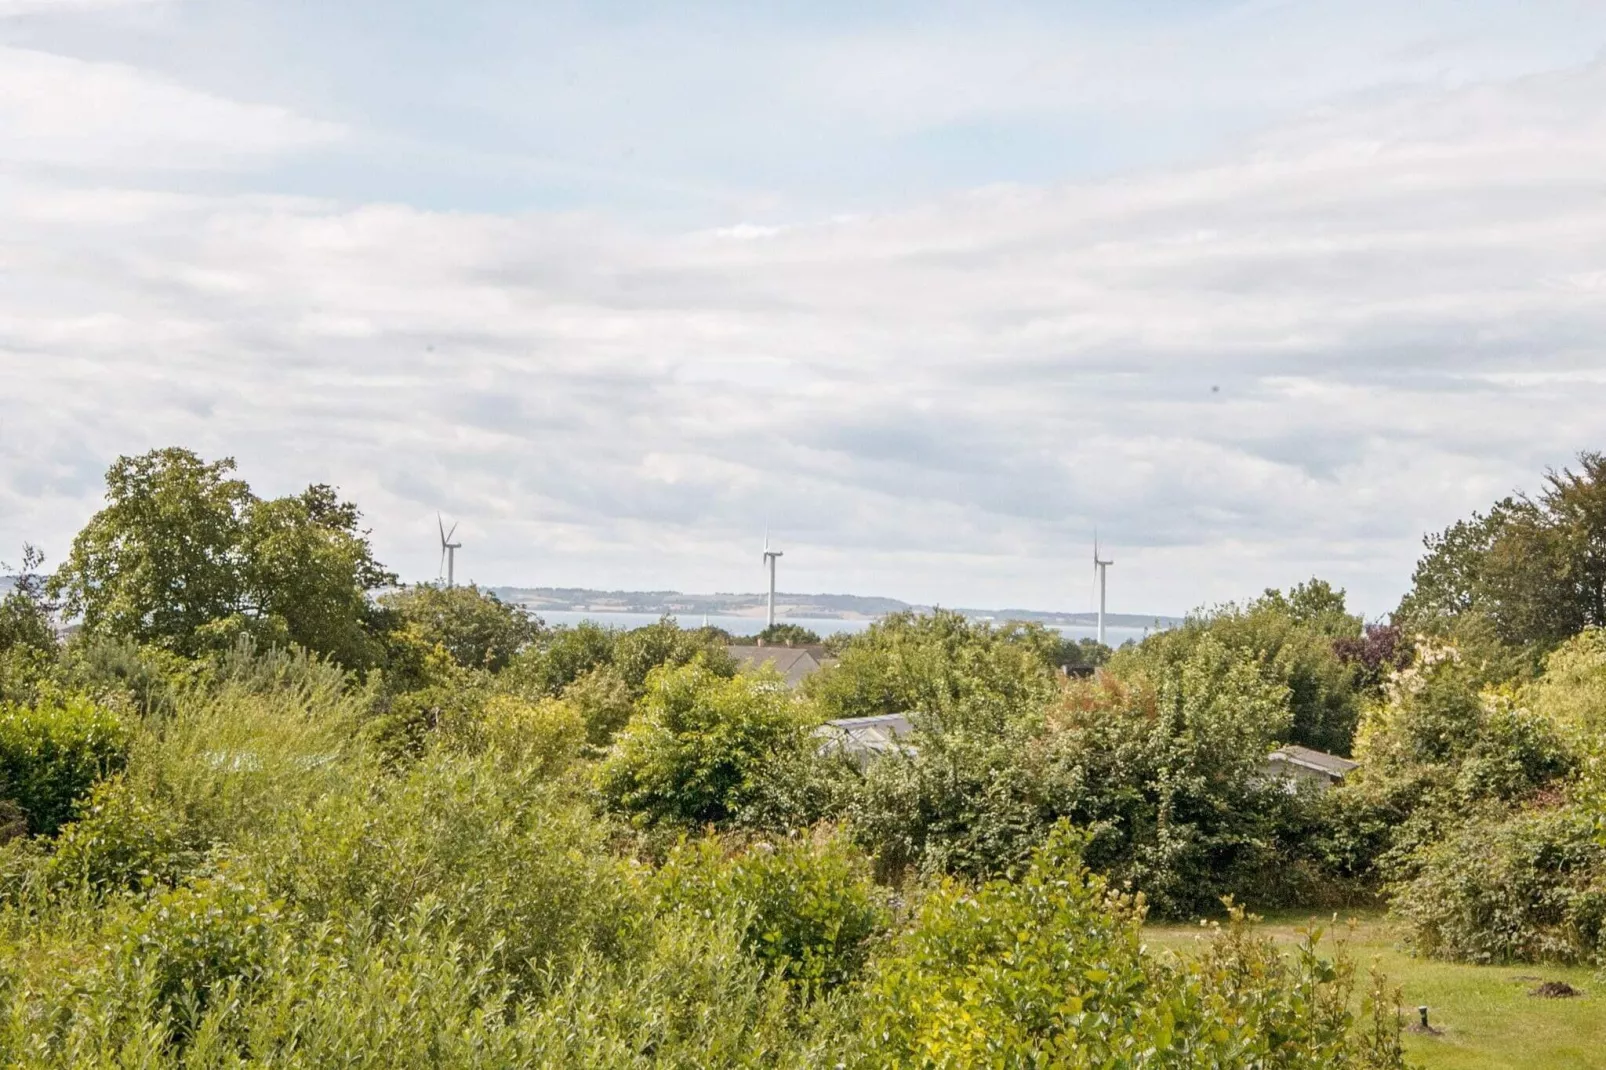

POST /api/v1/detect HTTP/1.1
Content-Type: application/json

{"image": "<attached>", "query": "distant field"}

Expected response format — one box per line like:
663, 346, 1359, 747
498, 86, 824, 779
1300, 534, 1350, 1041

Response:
1146, 912, 1604, 1070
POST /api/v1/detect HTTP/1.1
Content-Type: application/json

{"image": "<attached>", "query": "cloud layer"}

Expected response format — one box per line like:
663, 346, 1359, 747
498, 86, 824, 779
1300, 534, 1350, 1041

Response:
3, 4, 1605, 617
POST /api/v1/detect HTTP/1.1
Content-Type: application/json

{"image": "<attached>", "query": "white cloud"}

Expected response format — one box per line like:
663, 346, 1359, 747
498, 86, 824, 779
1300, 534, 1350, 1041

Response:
3, 54, 1606, 617
0, 47, 343, 169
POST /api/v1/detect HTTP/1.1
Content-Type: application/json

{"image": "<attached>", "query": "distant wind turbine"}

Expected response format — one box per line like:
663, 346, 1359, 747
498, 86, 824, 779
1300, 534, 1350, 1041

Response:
1093, 534, 1114, 647
762, 531, 783, 630
438, 514, 463, 588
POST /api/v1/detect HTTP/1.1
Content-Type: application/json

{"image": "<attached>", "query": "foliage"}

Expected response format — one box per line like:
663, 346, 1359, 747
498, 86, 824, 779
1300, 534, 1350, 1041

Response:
597, 659, 809, 829
844, 636, 1307, 914
503, 620, 618, 696
0, 695, 128, 837
1398, 451, 1606, 654
50, 448, 395, 666
855, 825, 1406, 1069
612, 616, 736, 690
806, 609, 1060, 725
1112, 579, 1367, 755
1038, 638, 1303, 915
655, 830, 887, 995
1390, 805, 1606, 966
753, 623, 822, 646
110, 865, 288, 1038
561, 663, 636, 748
0, 546, 56, 659
45, 774, 199, 893
379, 583, 540, 673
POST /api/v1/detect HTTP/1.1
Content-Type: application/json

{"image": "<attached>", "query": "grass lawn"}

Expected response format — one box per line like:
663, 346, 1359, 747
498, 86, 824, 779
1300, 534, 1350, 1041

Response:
1145, 911, 1603, 1070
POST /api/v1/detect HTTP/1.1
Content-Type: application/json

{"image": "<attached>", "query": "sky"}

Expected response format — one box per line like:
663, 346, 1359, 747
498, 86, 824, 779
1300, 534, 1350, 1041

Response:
3, 0, 1606, 619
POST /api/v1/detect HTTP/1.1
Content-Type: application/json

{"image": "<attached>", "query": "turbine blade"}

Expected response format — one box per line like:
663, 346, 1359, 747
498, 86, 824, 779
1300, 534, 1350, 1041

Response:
446, 522, 458, 543
439, 513, 446, 545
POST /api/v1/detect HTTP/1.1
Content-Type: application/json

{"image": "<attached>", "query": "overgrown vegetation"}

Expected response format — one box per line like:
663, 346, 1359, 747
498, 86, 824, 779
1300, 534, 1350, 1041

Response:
9, 443, 1606, 1062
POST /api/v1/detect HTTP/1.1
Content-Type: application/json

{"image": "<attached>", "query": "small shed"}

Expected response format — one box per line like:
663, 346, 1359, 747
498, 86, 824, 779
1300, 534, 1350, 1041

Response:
726, 644, 826, 689
1262, 745, 1359, 792
814, 713, 917, 768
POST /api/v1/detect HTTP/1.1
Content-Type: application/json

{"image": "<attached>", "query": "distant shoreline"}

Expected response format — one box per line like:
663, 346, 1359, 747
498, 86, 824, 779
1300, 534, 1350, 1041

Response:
488, 586, 1182, 631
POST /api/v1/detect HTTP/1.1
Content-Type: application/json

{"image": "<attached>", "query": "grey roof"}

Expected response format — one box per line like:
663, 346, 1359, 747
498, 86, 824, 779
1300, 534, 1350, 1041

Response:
726, 645, 824, 688
1265, 744, 1360, 778
814, 713, 917, 765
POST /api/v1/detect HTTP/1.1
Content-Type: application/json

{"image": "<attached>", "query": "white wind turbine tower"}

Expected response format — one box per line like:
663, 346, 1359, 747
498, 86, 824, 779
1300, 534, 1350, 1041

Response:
438, 514, 463, 588
761, 531, 783, 630
1093, 535, 1114, 647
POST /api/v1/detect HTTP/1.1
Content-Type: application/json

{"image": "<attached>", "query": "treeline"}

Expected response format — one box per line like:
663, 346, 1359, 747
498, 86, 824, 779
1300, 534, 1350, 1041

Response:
2, 445, 1602, 1064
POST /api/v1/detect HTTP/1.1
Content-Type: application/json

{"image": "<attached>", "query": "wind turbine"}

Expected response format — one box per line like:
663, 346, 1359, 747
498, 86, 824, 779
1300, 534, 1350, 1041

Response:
1093, 534, 1114, 647
761, 531, 783, 630
438, 514, 463, 588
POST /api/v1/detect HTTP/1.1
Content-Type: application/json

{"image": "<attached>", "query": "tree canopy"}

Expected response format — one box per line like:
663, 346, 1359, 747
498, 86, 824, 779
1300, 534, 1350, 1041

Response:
1398, 451, 1606, 655
50, 448, 395, 666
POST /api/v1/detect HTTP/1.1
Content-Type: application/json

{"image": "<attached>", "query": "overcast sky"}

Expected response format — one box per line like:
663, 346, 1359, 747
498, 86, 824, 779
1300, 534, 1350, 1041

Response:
4, 0, 1605, 618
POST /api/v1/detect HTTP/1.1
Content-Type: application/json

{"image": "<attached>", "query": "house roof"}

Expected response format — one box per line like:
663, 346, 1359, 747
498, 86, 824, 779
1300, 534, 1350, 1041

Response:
725, 644, 824, 687
1266, 744, 1360, 778
814, 713, 916, 763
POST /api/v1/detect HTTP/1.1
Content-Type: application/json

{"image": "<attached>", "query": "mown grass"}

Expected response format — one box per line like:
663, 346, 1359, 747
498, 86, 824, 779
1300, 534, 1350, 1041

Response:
1146, 911, 1603, 1070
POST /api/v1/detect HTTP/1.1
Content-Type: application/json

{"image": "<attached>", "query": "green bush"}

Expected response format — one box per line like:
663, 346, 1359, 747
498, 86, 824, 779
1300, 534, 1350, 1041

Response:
806, 609, 1059, 725
1111, 579, 1366, 755
655, 830, 887, 995
46, 775, 199, 893
111, 865, 288, 1038
854, 825, 1405, 1068
845, 636, 1304, 914
1390, 805, 1606, 965
561, 663, 636, 747
597, 659, 808, 829
0, 695, 128, 836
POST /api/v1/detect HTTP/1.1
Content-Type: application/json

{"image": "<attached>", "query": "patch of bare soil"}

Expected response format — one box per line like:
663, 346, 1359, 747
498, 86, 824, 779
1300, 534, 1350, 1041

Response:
1530, 981, 1582, 999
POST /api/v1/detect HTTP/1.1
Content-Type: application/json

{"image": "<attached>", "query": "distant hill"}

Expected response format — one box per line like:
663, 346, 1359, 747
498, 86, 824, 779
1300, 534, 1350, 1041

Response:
489, 586, 1181, 630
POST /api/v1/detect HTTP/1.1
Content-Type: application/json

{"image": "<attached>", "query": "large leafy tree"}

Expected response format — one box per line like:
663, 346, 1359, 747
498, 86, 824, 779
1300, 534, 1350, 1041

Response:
51, 448, 395, 665
1398, 451, 1606, 653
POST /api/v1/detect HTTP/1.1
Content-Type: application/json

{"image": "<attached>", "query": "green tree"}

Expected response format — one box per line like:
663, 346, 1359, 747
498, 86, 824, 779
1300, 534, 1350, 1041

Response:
1112, 580, 1365, 754
51, 448, 395, 666
752, 623, 821, 647
380, 583, 540, 672
0, 545, 58, 657
240, 484, 397, 667
597, 658, 807, 828
1398, 451, 1606, 654
52, 448, 251, 651
806, 610, 1059, 726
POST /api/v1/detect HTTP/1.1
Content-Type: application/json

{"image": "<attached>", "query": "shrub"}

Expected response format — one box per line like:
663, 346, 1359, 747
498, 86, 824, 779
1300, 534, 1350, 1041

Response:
613, 617, 735, 690
1111, 580, 1365, 754
1390, 805, 1606, 965
472, 693, 586, 779
806, 609, 1058, 725
854, 825, 1405, 1068
0, 695, 128, 836
655, 830, 887, 995
597, 659, 807, 829
111, 865, 288, 1038
561, 663, 635, 748
845, 637, 1302, 913
46, 775, 199, 893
